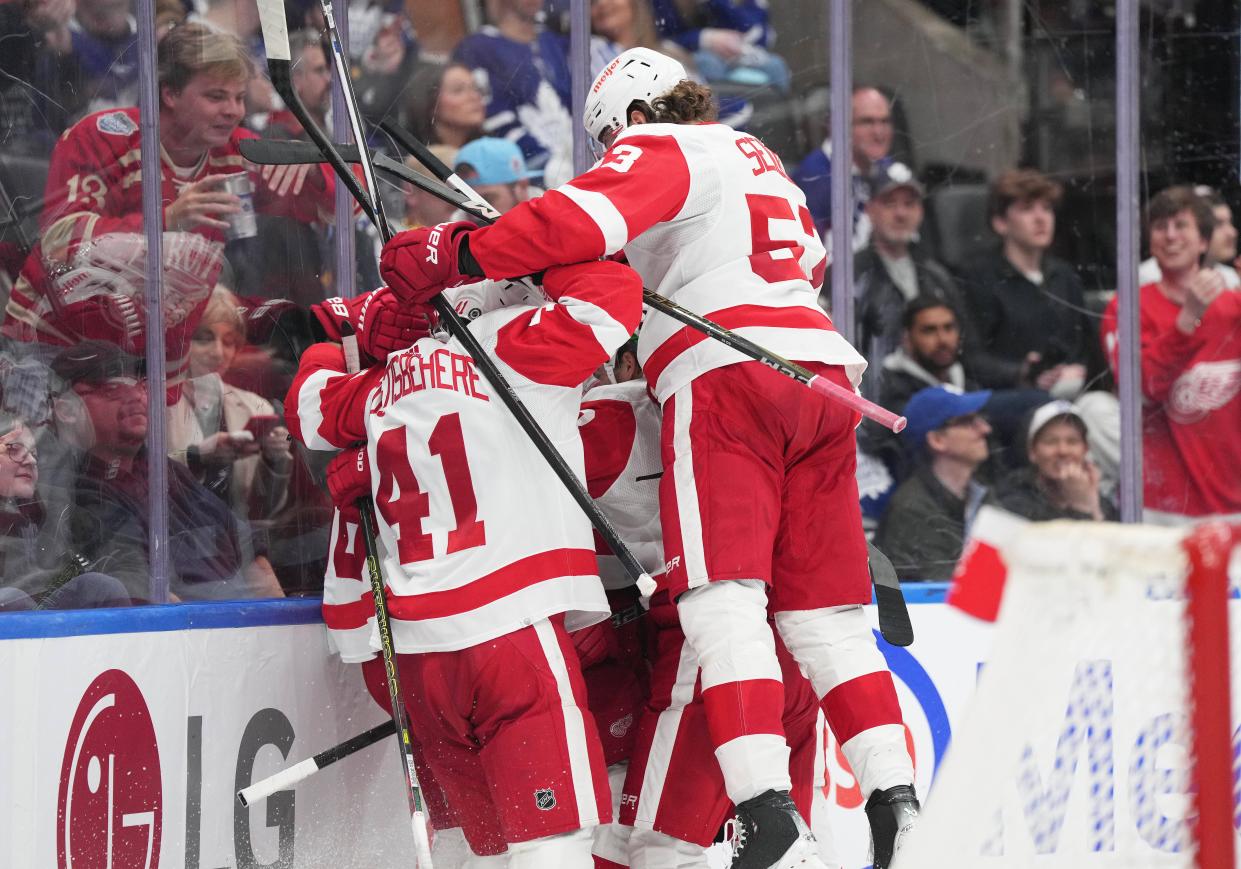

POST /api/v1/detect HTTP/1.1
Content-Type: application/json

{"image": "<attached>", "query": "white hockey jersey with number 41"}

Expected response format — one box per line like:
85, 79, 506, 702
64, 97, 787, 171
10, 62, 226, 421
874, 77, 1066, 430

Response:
463, 121, 868, 402
286, 261, 643, 654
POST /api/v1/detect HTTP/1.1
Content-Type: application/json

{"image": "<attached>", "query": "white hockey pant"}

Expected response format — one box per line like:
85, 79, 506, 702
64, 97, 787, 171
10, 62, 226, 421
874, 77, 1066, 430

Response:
677, 579, 792, 804
506, 826, 596, 869
775, 606, 913, 795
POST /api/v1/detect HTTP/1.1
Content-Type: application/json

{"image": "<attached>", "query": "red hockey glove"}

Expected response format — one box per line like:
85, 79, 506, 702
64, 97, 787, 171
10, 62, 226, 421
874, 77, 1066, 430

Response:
310, 289, 434, 365
379, 220, 475, 305
326, 446, 372, 509
310, 295, 359, 343
355, 288, 434, 361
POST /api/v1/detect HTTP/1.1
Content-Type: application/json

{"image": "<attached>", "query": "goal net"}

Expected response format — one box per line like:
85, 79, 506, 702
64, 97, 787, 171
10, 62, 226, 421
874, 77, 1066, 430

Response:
895, 519, 1239, 869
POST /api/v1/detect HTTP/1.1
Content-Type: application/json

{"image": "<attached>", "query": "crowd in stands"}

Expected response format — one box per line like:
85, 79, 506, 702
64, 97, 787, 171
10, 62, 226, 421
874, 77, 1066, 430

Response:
0, 0, 1237, 611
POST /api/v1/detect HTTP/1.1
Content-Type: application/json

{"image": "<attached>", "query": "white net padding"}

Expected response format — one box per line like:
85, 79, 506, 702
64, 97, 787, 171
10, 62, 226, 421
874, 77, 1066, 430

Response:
895, 521, 1240, 869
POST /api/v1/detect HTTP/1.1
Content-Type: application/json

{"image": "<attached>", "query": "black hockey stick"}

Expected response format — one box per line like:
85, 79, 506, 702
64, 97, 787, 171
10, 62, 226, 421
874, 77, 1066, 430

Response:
375, 120, 907, 434
347, 317, 435, 865
237, 719, 396, 806
377, 125, 914, 644
255, 2, 652, 582
239, 139, 446, 204
256, 3, 432, 859
234, 589, 650, 809
868, 542, 913, 646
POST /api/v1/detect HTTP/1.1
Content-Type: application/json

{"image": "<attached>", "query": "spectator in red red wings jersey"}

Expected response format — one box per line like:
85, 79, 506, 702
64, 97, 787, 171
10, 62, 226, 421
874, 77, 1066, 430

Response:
3, 23, 336, 373
378, 46, 917, 869
1101, 186, 1241, 520
286, 261, 641, 868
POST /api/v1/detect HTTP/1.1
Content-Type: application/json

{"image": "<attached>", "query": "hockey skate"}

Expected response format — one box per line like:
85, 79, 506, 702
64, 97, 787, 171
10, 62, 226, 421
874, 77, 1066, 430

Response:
865, 784, 920, 869
727, 789, 828, 869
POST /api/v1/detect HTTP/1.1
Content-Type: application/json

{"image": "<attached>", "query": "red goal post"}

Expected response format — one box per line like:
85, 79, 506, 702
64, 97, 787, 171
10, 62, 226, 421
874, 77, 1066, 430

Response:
1183, 522, 1238, 869
896, 518, 1239, 868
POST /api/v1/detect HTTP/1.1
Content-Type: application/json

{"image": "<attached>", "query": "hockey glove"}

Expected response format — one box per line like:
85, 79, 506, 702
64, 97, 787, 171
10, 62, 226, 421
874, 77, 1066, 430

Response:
354, 288, 434, 361
326, 446, 372, 509
379, 220, 476, 305
310, 289, 434, 365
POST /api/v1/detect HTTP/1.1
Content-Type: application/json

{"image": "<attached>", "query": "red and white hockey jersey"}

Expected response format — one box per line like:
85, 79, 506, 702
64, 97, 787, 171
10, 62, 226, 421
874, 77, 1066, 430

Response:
4, 107, 335, 353
320, 504, 378, 663
464, 121, 867, 402
579, 378, 664, 589
288, 260, 643, 653
1101, 285, 1241, 516
316, 279, 559, 661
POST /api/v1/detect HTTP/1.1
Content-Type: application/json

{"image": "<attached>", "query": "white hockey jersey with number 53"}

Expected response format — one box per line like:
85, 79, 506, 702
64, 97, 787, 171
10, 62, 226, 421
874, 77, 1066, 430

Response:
287, 261, 643, 654
462, 121, 867, 402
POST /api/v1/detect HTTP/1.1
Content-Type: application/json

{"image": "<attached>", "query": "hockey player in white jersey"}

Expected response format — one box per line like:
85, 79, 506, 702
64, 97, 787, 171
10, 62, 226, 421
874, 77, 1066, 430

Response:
301, 284, 509, 866
580, 342, 840, 869
286, 259, 642, 868
378, 47, 918, 869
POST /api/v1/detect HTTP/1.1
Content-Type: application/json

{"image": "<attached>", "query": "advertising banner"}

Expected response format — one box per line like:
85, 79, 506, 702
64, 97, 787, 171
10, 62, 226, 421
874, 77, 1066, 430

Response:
0, 615, 408, 869
1, 596, 1235, 868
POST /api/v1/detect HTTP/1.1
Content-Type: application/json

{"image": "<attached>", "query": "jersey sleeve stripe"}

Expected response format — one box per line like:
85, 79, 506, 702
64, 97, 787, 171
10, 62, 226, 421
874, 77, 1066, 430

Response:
557, 183, 630, 255
290, 367, 347, 450
641, 303, 835, 390
386, 548, 598, 621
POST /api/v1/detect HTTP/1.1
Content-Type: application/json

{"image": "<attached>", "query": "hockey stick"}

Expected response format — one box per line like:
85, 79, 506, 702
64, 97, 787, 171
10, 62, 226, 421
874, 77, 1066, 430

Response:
258, 0, 655, 593
239, 139, 441, 201
255, 1, 652, 585
340, 323, 436, 867
237, 719, 396, 807
256, 5, 430, 854
868, 542, 913, 647
376, 121, 907, 434
236, 592, 650, 809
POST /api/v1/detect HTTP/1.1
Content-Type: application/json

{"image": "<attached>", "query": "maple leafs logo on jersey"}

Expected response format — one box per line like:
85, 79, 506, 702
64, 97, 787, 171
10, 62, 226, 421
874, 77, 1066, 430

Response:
97, 111, 138, 137
1166, 358, 1241, 424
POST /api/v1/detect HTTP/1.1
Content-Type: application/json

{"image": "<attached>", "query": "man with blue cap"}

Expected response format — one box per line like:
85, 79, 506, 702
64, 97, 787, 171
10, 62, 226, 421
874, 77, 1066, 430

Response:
453, 137, 537, 216
874, 384, 993, 581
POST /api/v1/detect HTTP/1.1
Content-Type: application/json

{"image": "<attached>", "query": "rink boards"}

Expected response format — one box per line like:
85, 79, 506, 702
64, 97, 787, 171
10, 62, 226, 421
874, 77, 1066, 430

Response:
0, 590, 1235, 868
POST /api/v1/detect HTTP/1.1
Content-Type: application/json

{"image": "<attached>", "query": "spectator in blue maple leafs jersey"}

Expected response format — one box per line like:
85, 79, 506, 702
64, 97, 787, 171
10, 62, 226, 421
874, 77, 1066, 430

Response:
452, 0, 575, 187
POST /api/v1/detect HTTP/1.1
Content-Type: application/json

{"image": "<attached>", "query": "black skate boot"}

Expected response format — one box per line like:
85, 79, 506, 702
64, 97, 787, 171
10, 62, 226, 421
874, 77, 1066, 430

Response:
728, 789, 827, 869
866, 784, 920, 869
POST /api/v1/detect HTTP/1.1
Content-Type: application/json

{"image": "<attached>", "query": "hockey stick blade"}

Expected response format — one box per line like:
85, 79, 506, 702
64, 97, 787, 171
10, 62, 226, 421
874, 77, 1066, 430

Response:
869, 541, 913, 646
240, 138, 362, 165
238, 140, 473, 219
379, 119, 503, 221
236, 719, 396, 806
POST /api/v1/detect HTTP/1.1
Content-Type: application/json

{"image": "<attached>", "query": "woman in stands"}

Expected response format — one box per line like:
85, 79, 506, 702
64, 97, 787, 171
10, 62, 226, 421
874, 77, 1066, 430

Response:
168, 286, 292, 522
403, 62, 486, 150
0, 411, 130, 611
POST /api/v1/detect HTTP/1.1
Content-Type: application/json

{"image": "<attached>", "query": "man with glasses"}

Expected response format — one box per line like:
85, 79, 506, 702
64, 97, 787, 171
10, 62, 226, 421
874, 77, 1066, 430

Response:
874, 385, 994, 581
49, 340, 283, 603
794, 85, 895, 247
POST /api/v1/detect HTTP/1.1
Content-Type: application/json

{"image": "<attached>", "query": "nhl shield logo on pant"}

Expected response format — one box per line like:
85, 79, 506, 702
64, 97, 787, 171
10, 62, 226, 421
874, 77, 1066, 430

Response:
534, 787, 557, 811
57, 669, 162, 869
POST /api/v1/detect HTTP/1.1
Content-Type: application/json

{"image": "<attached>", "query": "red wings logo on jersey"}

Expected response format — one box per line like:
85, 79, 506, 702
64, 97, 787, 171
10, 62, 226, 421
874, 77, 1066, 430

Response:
1166, 358, 1241, 424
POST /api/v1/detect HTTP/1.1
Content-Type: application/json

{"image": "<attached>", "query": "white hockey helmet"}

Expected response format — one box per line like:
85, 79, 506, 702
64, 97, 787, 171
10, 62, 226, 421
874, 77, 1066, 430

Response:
583, 47, 689, 145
